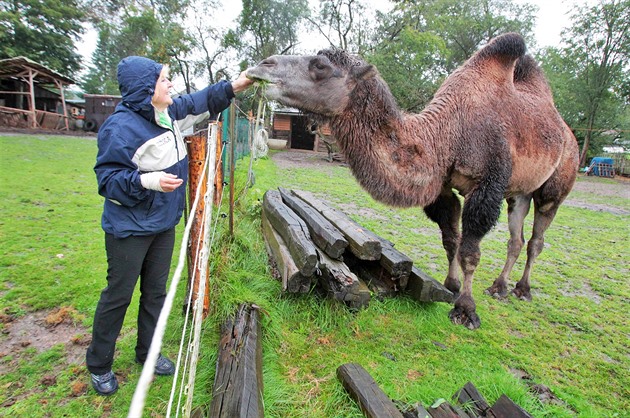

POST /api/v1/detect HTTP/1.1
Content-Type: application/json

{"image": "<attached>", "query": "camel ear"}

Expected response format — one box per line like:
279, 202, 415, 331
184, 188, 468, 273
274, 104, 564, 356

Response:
350, 64, 376, 81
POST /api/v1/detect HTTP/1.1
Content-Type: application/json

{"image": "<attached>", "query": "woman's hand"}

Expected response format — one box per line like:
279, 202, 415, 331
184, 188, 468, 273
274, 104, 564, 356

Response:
159, 173, 183, 192
141, 171, 183, 192
231, 70, 255, 93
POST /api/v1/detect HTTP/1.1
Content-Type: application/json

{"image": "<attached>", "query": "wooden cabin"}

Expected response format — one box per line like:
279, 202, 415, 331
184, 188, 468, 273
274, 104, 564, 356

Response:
271, 108, 333, 152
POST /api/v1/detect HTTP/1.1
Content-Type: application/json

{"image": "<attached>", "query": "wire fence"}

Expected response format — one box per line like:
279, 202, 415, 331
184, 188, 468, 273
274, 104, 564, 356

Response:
221, 107, 252, 182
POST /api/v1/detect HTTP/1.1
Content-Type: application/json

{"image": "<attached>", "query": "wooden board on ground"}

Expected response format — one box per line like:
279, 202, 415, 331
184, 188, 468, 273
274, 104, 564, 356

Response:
427, 400, 473, 418
208, 304, 263, 418
262, 190, 318, 276
353, 263, 399, 300
279, 187, 348, 259
316, 248, 371, 309
337, 363, 404, 418
406, 266, 454, 303
488, 394, 533, 418
453, 381, 491, 416
261, 212, 312, 293
291, 189, 382, 260
377, 238, 413, 288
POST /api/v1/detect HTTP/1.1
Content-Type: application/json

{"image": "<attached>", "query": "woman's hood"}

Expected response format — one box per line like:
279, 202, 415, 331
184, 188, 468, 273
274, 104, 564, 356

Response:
117, 56, 163, 112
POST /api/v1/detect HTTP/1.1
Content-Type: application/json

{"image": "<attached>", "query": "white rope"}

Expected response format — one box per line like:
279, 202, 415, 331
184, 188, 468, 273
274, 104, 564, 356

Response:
130, 103, 262, 416
252, 100, 268, 160
128, 122, 218, 418
182, 122, 217, 416
168, 123, 224, 418
171, 123, 228, 418
128, 148, 209, 418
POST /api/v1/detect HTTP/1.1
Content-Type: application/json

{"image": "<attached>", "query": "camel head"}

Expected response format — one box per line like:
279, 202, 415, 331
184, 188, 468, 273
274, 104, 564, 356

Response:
247, 49, 377, 117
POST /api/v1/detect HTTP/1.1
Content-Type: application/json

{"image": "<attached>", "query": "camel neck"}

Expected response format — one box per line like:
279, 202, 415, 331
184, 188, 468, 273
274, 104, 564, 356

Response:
331, 97, 451, 208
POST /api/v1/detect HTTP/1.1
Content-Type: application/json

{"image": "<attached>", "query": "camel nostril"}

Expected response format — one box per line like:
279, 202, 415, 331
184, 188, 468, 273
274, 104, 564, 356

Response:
259, 58, 277, 67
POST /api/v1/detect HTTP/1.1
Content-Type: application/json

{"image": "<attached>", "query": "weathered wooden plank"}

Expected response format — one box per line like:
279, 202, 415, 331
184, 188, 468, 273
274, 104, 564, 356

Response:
278, 187, 348, 259
262, 190, 318, 276
488, 395, 532, 418
337, 363, 404, 418
406, 266, 454, 303
291, 189, 381, 260
377, 238, 413, 288
261, 212, 312, 293
209, 304, 263, 418
316, 248, 370, 309
427, 401, 465, 418
453, 381, 491, 417
401, 403, 432, 418
353, 263, 399, 300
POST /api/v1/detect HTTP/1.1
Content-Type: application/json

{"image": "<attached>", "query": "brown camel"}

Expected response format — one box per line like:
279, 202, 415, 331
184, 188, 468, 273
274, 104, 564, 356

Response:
247, 33, 579, 329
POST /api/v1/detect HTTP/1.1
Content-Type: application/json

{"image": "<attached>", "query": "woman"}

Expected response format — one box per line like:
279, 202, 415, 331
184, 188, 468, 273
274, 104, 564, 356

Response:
86, 56, 253, 396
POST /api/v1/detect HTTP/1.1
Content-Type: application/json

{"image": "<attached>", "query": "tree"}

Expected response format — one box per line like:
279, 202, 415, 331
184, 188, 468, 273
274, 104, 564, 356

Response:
81, 0, 194, 94
383, 0, 536, 71
307, 0, 375, 53
0, 0, 86, 76
237, 0, 309, 64
549, 0, 629, 167
366, 27, 447, 112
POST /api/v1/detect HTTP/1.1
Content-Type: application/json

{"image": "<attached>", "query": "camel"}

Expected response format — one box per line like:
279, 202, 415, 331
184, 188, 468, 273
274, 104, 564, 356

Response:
247, 33, 579, 329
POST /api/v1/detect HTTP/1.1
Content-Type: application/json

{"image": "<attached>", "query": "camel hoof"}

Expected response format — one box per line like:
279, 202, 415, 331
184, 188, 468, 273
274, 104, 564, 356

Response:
449, 307, 481, 330
511, 287, 532, 302
484, 284, 508, 300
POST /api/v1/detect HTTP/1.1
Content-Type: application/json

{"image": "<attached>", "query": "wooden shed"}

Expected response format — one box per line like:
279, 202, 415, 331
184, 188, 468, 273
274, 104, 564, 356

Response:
83, 94, 122, 132
271, 108, 332, 152
0, 56, 76, 130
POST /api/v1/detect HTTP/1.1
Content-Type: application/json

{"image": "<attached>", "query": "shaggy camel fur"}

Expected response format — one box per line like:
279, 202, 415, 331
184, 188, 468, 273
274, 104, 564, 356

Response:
247, 33, 579, 329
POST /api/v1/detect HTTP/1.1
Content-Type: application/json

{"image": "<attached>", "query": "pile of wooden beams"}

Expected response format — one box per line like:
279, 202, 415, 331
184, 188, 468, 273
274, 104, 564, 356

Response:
337, 363, 533, 418
261, 188, 453, 309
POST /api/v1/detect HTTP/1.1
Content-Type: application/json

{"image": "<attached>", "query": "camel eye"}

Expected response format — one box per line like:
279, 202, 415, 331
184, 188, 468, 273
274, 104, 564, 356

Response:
309, 58, 329, 71
309, 58, 332, 81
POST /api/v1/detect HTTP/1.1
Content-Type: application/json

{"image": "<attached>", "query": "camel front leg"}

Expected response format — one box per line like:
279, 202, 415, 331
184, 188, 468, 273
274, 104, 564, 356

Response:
424, 191, 462, 296
449, 237, 482, 329
450, 165, 508, 329
485, 195, 532, 299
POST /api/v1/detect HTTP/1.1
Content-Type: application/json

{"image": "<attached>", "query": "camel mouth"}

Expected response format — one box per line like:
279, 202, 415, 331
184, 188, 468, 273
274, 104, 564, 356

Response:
246, 72, 276, 84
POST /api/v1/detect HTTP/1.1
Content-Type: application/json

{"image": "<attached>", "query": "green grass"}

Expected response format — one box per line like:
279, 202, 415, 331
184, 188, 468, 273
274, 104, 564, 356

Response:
1, 136, 629, 417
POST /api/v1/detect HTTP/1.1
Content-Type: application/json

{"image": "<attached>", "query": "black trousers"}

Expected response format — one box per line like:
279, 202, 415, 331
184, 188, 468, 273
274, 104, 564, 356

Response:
86, 228, 175, 375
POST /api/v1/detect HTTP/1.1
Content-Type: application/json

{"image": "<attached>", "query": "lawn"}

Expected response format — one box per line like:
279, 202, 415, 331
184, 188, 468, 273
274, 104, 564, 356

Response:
0, 134, 628, 417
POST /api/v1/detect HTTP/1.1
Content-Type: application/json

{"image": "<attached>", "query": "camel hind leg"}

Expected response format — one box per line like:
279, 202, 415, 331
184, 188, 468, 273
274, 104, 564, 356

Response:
512, 165, 575, 301
485, 194, 532, 299
512, 196, 560, 301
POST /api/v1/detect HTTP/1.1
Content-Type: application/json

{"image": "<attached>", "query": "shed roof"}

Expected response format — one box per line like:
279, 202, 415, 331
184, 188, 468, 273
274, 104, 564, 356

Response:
0, 56, 76, 85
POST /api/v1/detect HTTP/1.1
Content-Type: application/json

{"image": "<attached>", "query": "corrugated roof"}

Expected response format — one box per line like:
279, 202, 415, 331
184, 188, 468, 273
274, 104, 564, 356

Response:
0, 56, 76, 85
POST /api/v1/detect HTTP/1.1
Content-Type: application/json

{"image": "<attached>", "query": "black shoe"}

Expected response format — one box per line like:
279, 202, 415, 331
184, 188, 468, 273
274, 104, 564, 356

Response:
136, 354, 175, 376
91, 371, 118, 396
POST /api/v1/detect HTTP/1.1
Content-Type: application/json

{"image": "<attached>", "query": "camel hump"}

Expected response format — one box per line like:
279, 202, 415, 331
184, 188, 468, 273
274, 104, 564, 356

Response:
514, 55, 543, 82
474, 32, 526, 66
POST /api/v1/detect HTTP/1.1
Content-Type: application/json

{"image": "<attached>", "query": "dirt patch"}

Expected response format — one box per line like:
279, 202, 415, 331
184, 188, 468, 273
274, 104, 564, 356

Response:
509, 367, 569, 409
271, 149, 346, 170
0, 307, 91, 375
557, 281, 602, 304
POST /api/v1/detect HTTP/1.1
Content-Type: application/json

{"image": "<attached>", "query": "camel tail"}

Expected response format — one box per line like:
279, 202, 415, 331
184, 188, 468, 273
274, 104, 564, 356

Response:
476, 32, 526, 63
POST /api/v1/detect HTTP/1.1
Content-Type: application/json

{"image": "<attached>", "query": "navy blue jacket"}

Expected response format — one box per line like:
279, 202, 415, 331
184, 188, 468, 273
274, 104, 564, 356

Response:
95, 56, 235, 238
